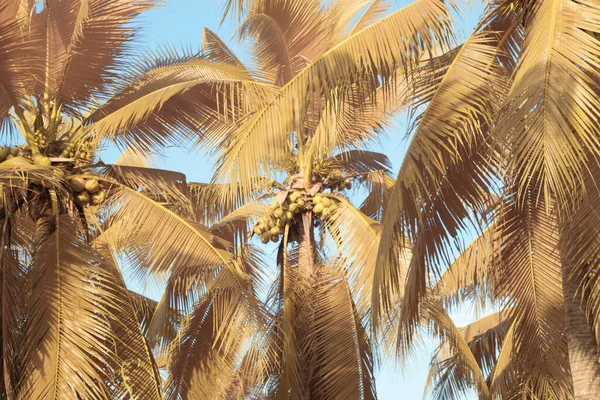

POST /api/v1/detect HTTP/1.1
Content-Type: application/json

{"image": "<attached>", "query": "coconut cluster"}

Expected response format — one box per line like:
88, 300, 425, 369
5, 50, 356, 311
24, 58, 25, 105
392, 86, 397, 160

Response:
0, 146, 53, 166
33, 130, 49, 150
0, 146, 23, 162
253, 191, 338, 244
326, 171, 352, 192
312, 194, 334, 217
69, 177, 107, 207
64, 141, 94, 163
254, 191, 305, 244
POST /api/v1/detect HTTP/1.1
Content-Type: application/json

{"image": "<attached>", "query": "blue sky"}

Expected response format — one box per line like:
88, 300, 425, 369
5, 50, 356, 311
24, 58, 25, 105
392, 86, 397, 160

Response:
111, 1, 485, 398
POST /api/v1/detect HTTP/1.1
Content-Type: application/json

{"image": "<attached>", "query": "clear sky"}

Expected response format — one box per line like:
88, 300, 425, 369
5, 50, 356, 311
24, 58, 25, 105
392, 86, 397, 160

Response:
112, 1, 485, 398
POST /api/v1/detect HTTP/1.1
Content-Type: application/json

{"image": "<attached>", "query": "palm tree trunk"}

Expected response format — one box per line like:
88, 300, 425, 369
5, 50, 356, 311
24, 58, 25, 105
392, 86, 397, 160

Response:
296, 212, 316, 399
561, 267, 600, 399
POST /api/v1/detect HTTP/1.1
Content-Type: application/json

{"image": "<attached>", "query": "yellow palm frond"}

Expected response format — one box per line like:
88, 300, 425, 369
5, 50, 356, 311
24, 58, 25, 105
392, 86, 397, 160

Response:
108, 182, 238, 276
237, 0, 329, 84
433, 224, 500, 312
323, 194, 386, 315
95, 243, 163, 400
374, 24, 511, 331
308, 61, 409, 157
214, 0, 454, 199
86, 57, 274, 152
496, 0, 600, 210
203, 28, 247, 68
495, 190, 571, 398
422, 299, 491, 399
310, 263, 376, 399
40, 0, 157, 108
189, 179, 281, 225
20, 216, 117, 399
164, 265, 262, 400
350, 0, 390, 35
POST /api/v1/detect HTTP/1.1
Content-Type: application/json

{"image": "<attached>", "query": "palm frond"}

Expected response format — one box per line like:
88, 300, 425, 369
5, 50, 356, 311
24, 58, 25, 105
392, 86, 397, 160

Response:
433, 224, 500, 312
214, 0, 453, 199
20, 216, 116, 399
41, 0, 157, 109
374, 24, 511, 331
324, 194, 387, 316
350, 0, 390, 34
495, 189, 571, 398
496, 0, 600, 210
165, 266, 261, 400
86, 55, 274, 153
108, 182, 238, 276
95, 243, 163, 400
310, 263, 376, 399
423, 298, 491, 400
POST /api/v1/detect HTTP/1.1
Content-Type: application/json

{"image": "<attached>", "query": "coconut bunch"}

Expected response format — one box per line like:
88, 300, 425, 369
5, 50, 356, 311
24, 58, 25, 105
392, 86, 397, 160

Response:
253, 191, 306, 244
0, 146, 54, 166
312, 194, 335, 217
64, 141, 94, 164
33, 130, 49, 150
325, 170, 352, 192
0, 146, 24, 162
69, 176, 108, 207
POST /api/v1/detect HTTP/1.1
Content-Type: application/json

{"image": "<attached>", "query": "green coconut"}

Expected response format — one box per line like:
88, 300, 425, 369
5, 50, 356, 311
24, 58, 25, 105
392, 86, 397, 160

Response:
269, 226, 280, 235
254, 226, 264, 235
296, 198, 305, 207
69, 177, 86, 192
321, 207, 331, 217
270, 234, 279, 242
0, 147, 9, 160
76, 192, 90, 206
84, 178, 100, 194
269, 200, 280, 210
289, 203, 300, 214
33, 154, 51, 166
290, 191, 301, 202
322, 197, 331, 207
313, 203, 324, 213
285, 211, 293, 220
273, 208, 283, 218
261, 234, 270, 244
91, 191, 106, 205
9, 147, 19, 157
313, 194, 323, 204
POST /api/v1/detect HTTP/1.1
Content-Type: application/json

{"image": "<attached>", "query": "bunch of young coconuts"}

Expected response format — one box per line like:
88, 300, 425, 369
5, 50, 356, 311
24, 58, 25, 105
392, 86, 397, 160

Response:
0, 146, 53, 166
253, 190, 337, 244
69, 176, 107, 207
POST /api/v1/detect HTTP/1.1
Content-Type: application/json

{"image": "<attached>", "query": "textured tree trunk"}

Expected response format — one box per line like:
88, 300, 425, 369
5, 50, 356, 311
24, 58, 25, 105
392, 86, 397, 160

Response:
561, 269, 600, 399
296, 212, 315, 399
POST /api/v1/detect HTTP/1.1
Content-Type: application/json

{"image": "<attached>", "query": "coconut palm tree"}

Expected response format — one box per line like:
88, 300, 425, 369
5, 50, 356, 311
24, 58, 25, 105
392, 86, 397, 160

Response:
0, 0, 273, 398
138, 0, 458, 396
152, 147, 395, 398
373, 0, 600, 396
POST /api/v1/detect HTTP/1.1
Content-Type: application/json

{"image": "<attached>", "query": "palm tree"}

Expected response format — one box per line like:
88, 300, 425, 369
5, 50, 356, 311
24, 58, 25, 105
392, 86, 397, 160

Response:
373, 0, 600, 396
0, 0, 272, 397
142, 0, 458, 397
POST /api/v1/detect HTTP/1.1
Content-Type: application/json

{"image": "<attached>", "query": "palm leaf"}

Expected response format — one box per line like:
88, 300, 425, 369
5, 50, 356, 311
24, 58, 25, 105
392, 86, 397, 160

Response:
374, 23, 512, 331
496, 0, 600, 209
495, 189, 571, 398
310, 263, 376, 399
213, 0, 453, 199
86, 56, 274, 152
20, 216, 116, 399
